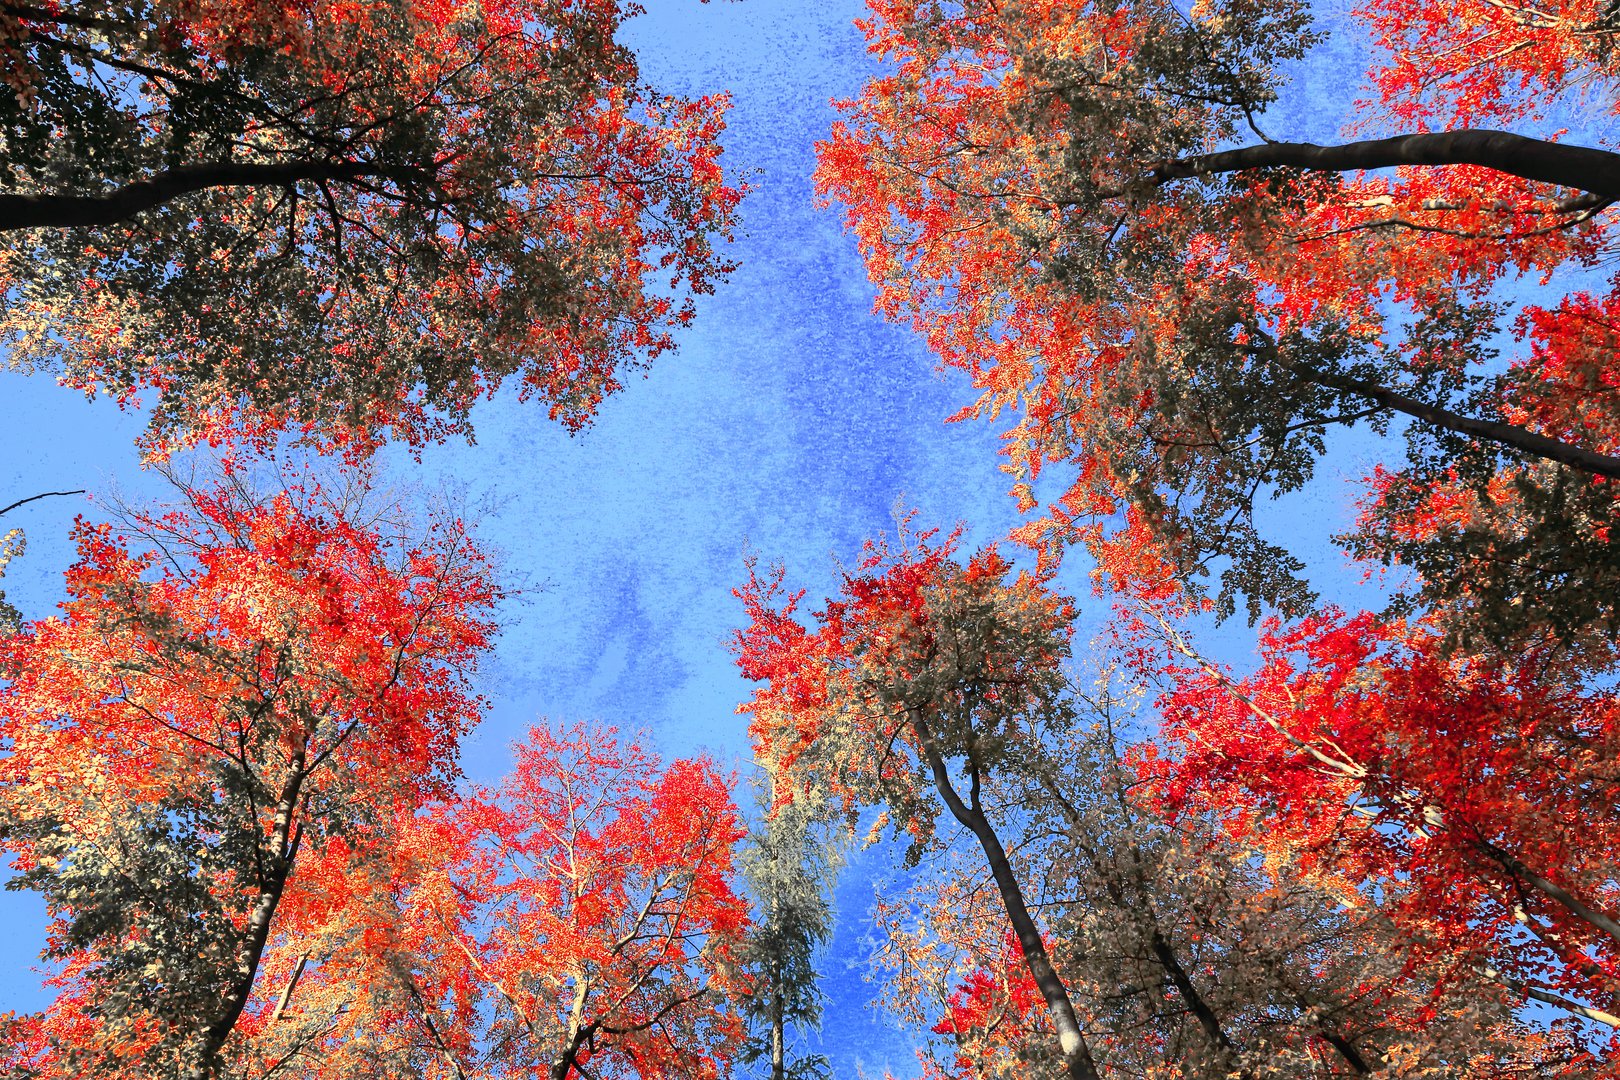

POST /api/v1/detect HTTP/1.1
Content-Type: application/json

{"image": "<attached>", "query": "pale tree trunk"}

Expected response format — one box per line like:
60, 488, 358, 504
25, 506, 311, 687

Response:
549, 974, 592, 1080
770, 980, 786, 1080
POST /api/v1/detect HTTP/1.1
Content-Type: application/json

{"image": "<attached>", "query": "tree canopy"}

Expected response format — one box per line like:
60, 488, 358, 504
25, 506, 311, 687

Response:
736, 531, 1588, 1077
1, 0, 741, 453
0, 467, 499, 1077
816, 0, 1620, 653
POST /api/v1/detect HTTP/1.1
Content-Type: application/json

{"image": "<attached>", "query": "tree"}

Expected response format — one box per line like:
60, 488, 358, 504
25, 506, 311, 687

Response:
815, 0, 1620, 651
735, 526, 1104, 1080
399, 722, 751, 1080
734, 528, 1577, 1079
0, 464, 498, 1078
736, 770, 839, 1080
815, 3, 1620, 1062
875, 762, 1570, 1080
1, 0, 741, 454
1142, 602, 1620, 1055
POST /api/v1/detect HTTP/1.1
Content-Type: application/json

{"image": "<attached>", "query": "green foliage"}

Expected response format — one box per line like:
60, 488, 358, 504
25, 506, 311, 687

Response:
737, 779, 840, 1080
0, 528, 22, 634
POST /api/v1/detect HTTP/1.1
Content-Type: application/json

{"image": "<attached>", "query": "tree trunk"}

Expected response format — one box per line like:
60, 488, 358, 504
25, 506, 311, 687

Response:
184, 761, 308, 1080
771, 981, 786, 1080
549, 975, 592, 1080
908, 708, 1102, 1080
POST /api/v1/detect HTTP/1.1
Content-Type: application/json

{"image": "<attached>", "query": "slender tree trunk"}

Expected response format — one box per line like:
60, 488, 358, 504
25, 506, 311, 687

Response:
550, 975, 592, 1080
1156, 130, 1620, 200
1034, 767, 1246, 1067
908, 708, 1102, 1080
184, 761, 308, 1080
770, 980, 786, 1080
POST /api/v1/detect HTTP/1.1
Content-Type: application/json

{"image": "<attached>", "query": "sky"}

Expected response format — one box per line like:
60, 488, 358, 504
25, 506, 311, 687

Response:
0, 0, 1423, 1072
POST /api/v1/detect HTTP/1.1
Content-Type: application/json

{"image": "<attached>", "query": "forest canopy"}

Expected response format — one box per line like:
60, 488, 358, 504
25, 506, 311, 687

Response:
2, 0, 1618, 1077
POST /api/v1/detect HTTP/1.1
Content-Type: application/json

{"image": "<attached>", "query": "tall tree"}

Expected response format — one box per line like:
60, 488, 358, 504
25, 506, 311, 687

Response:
737, 771, 838, 1080
814, 2, 1620, 1061
1, 0, 741, 453
735, 528, 1103, 1080
815, 0, 1620, 651
0, 465, 498, 1078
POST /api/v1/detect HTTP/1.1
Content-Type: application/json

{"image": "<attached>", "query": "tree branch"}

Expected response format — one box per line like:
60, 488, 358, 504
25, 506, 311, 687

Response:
1152, 130, 1620, 200
1, 160, 428, 232
1482, 965, 1620, 1028
1304, 368, 1620, 479
0, 489, 85, 517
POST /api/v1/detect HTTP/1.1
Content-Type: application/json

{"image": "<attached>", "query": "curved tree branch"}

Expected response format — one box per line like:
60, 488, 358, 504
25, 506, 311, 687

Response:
1303, 368, 1620, 479
0, 489, 85, 517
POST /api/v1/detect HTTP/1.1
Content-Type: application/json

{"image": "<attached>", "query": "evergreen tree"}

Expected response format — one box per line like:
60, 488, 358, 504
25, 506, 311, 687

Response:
738, 773, 840, 1080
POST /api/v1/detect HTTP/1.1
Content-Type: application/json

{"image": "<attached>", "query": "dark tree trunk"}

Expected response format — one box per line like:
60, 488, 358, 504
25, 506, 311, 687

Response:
909, 708, 1102, 1080
184, 761, 307, 1080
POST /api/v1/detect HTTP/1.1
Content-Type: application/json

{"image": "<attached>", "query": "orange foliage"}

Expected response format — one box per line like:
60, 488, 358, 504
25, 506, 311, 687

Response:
816, 0, 1620, 637
0, 468, 498, 1076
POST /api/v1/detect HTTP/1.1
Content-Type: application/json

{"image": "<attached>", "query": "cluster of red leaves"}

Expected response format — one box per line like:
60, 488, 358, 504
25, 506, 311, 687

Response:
734, 523, 1070, 831
1139, 609, 1620, 1045
926, 932, 1047, 1080
0, 476, 496, 825
405, 722, 750, 1080
733, 527, 960, 779
1357, 0, 1620, 126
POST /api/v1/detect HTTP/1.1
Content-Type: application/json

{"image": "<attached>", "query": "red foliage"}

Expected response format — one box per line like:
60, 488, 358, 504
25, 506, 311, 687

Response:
0, 469, 498, 1075
734, 524, 1071, 826
929, 932, 1047, 1079
1145, 610, 1620, 1042
410, 722, 750, 1080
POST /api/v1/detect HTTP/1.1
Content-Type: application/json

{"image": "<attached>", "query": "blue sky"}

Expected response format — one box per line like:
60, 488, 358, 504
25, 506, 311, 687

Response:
0, 0, 1433, 1072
